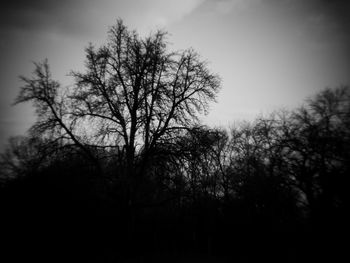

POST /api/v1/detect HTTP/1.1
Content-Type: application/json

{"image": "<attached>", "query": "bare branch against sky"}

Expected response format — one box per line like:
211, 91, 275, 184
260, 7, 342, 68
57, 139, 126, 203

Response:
0, 0, 349, 150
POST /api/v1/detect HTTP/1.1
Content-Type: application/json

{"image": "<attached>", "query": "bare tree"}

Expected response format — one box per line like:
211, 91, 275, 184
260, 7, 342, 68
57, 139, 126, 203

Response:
0, 136, 47, 180
69, 20, 221, 177
285, 86, 350, 219
14, 60, 99, 168
15, 20, 221, 209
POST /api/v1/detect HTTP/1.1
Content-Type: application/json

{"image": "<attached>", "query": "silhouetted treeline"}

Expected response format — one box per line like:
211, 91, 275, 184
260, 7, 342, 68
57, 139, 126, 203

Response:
1, 86, 349, 262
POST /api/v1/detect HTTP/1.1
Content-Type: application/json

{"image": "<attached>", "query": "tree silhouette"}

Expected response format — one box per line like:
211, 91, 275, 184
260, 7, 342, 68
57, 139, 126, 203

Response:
70, 20, 220, 177
282, 86, 350, 224
0, 136, 50, 180
14, 60, 100, 168
14, 19, 221, 204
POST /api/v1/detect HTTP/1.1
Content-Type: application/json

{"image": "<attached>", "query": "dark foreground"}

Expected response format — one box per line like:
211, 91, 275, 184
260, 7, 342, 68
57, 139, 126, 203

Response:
1, 176, 347, 263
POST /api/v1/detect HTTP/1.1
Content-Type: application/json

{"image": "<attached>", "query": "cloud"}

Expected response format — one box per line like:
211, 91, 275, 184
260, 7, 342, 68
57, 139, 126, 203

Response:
311, 0, 350, 35
0, 0, 94, 36
214, 0, 261, 14
265, 0, 350, 35
143, 0, 205, 28
0, 0, 206, 38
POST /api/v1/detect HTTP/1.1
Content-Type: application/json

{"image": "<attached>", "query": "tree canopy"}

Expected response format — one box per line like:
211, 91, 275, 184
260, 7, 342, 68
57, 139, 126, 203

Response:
14, 20, 221, 175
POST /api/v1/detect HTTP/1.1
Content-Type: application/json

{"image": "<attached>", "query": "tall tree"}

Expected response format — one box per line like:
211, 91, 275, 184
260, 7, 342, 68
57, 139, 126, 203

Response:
15, 19, 221, 203
14, 60, 100, 168
70, 20, 220, 175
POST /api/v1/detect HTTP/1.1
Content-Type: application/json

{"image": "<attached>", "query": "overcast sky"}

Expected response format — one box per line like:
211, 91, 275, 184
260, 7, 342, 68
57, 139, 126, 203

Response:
0, 0, 349, 150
